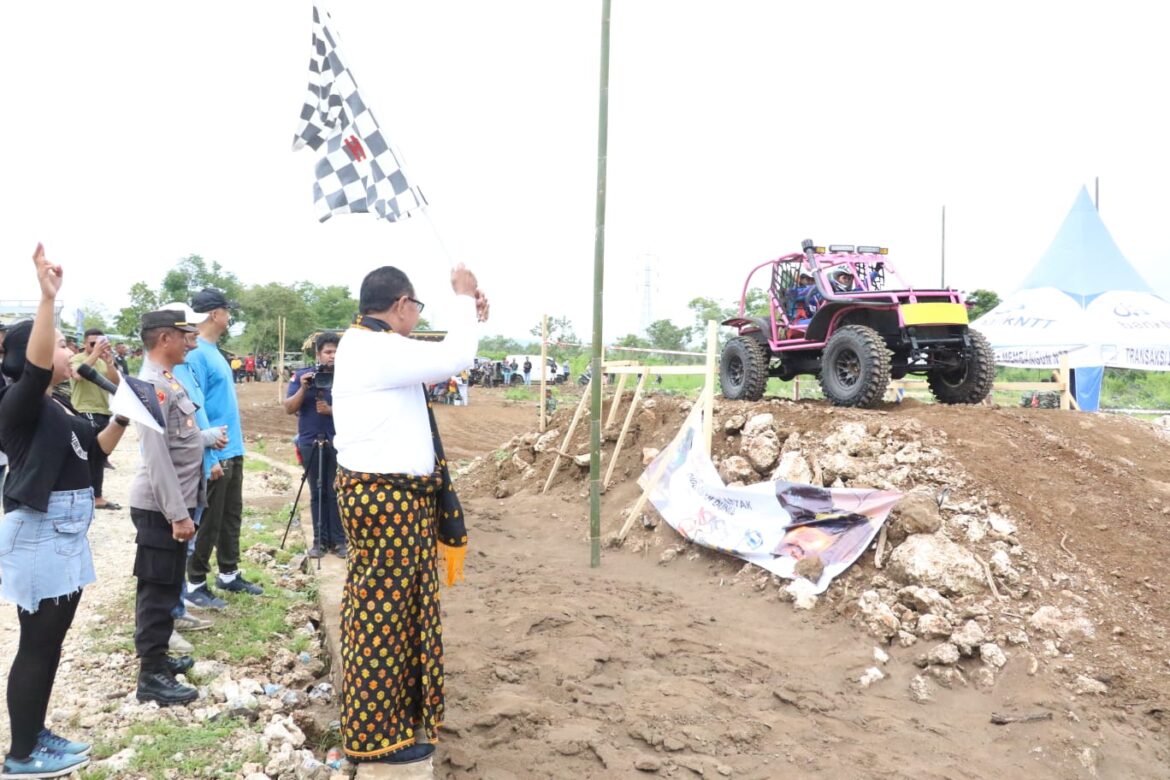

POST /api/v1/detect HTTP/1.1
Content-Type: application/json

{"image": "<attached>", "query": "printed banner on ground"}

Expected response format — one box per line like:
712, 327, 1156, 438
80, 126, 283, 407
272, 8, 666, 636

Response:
640, 403, 901, 593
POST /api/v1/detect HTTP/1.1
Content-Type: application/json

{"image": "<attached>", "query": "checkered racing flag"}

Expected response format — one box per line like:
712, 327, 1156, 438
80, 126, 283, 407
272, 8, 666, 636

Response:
293, 3, 426, 223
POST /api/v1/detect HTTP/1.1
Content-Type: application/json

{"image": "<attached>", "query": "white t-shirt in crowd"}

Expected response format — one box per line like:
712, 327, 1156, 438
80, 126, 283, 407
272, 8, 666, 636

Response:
332, 296, 478, 476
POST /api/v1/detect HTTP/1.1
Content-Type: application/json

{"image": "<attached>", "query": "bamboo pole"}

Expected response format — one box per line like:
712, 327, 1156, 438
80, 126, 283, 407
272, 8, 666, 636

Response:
604, 370, 648, 491
606, 372, 628, 428
542, 379, 592, 495
540, 314, 548, 432
1059, 354, 1072, 411
702, 319, 717, 454
588, 0, 611, 568
276, 317, 286, 402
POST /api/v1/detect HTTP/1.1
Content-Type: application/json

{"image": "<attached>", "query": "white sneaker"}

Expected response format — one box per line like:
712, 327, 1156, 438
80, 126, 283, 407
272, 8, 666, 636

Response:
174, 614, 213, 632
168, 630, 194, 654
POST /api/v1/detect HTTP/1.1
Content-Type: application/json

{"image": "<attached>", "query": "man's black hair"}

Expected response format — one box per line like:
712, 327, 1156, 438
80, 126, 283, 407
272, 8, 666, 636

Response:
315, 332, 341, 352
141, 327, 167, 351
83, 327, 104, 339
359, 266, 413, 315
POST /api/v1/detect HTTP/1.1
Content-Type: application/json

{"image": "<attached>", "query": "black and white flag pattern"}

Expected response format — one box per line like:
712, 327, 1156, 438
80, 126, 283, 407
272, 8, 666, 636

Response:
293, 3, 426, 223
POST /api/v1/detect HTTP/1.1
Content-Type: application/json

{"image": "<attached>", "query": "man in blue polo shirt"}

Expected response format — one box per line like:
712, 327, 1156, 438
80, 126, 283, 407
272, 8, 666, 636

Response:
184, 288, 263, 608
283, 332, 345, 558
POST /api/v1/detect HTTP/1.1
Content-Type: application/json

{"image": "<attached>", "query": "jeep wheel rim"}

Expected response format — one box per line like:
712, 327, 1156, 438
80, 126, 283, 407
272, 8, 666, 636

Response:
728, 356, 745, 387
834, 349, 862, 387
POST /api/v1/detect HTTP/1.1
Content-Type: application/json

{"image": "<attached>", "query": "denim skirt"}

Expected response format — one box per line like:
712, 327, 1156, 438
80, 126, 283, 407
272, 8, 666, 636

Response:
0, 488, 96, 613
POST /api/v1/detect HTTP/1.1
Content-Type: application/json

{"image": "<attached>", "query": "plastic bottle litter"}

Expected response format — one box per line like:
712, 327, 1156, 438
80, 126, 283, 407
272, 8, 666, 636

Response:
326, 747, 344, 769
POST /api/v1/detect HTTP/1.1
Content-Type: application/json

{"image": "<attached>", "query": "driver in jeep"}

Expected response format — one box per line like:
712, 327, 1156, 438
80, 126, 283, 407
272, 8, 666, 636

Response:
830, 268, 858, 293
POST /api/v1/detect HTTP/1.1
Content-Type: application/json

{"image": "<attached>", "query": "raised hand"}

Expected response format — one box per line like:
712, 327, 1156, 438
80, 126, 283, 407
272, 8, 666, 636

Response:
450, 264, 478, 297
474, 289, 490, 323
33, 243, 64, 299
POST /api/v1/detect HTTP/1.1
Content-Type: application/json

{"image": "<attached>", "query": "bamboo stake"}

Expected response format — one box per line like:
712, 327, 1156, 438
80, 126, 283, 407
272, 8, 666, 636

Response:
276, 317, 286, 402
540, 314, 548, 432
542, 378, 591, 494
1059, 354, 1071, 410
604, 370, 649, 491
606, 372, 628, 428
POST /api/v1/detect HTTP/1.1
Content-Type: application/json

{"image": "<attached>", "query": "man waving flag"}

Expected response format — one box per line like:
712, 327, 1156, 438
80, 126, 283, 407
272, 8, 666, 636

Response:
293, 3, 426, 223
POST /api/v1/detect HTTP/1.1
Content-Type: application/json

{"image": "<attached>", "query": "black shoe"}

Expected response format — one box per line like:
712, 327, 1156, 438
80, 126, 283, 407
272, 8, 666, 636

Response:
216, 573, 263, 595
164, 655, 194, 676
136, 669, 198, 706
307, 545, 325, 559
332, 543, 348, 559
380, 743, 435, 765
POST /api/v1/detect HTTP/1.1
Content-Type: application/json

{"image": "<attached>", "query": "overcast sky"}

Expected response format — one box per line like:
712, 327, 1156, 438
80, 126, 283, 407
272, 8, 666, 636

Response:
3, 0, 1167, 341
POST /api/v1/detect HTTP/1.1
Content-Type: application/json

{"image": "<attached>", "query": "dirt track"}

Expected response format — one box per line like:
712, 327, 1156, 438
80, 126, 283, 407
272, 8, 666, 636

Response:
237, 382, 1170, 779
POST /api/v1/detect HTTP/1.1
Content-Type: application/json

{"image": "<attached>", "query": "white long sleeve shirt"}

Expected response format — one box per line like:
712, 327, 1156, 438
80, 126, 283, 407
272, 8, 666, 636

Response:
332, 296, 478, 475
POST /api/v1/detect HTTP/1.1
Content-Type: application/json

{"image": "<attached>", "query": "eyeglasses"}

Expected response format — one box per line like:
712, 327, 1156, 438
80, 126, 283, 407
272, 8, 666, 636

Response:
407, 297, 425, 314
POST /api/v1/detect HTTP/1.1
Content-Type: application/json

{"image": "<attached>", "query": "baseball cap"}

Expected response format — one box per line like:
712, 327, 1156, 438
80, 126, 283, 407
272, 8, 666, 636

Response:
140, 309, 199, 335
159, 301, 205, 325
191, 287, 239, 313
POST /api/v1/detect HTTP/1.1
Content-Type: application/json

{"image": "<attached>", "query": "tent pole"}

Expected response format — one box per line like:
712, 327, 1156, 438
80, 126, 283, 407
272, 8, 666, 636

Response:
940, 205, 946, 288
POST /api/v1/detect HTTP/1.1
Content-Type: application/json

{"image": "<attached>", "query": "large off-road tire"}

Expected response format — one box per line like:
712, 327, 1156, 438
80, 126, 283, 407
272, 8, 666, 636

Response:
720, 336, 769, 401
819, 325, 891, 408
928, 328, 995, 404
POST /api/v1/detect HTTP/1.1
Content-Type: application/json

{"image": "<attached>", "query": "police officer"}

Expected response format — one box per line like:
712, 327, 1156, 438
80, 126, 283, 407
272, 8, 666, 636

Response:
128, 310, 205, 705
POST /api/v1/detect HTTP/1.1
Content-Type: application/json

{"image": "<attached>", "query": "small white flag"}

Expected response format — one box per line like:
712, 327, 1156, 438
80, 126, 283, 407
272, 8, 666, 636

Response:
292, 3, 426, 223
110, 377, 165, 434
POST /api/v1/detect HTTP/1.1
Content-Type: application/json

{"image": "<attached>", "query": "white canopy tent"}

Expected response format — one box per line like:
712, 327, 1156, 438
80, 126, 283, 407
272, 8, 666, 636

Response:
972, 187, 1170, 410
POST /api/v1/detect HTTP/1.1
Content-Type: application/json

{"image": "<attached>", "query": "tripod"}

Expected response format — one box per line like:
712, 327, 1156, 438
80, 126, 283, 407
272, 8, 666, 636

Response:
281, 437, 329, 569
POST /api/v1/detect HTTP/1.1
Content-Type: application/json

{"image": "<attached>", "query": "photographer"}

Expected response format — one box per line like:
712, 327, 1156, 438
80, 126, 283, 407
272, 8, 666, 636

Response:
283, 333, 344, 559
69, 328, 122, 511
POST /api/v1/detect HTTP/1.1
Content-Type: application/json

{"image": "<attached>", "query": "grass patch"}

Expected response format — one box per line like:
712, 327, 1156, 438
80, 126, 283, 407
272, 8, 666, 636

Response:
81, 717, 265, 780
243, 458, 270, 473
504, 387, 536, 402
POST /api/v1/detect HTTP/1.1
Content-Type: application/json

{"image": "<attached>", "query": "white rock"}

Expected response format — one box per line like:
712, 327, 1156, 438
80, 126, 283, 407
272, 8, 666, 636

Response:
1072, 675, 1108, 695
887, 534, 987, 597
971, 667, 998, 688
742, 413, 775, 436
783, 578, 819, 610
641, 447, 660, 465
741, 430, 780, 472
723, 414, 746, 433
858, 667, 885, 688
244, 774, 270, 780
897, 586, 953, 615
925, 642, 961, 666
772, 450, 813, 484
818, 452, 859, 484
718, 455, 757, 485
1028, 606, 1096, 643
102, 748, 136, 772
533, 429, 560, 453
965, 517, 988, 543
873, 647, 890, 665
896, 630, 919, 648
987, 513, 1017, 535
980, 642, 1008, 669
823, 422, 868, 455
908, 674, 933, 703
916, 614, 953, 639
951, 620, 987, 656
857, 591, 901, 641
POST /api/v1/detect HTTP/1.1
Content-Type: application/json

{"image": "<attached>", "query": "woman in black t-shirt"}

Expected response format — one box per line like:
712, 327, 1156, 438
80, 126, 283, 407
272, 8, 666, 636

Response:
0, 245, 129, 778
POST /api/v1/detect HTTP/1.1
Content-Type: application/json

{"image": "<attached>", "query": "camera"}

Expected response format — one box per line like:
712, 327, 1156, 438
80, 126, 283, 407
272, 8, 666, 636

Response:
312, 364, 334, 391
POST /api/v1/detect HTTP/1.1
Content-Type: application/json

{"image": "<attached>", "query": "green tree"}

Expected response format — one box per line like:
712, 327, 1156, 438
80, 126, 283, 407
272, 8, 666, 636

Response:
966, 289, 1002, 321
614, 332, 649, 349
237, 283, 313, 355
529, 315, 578, 346
477, 334, 529, 358
114, 281, 161, 336
645, 319, 689, 353
160, 254, 243, 305
80, 305, 109, 333
298, 282, 358, 328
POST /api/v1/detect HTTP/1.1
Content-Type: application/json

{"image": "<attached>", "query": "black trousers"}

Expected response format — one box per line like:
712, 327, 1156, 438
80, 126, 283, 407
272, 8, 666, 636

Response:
7, 592, 81, 759
189, 455, 243, 584
81, 412, 110, 498
297, 440, 344, 549
131, 507, 188, 669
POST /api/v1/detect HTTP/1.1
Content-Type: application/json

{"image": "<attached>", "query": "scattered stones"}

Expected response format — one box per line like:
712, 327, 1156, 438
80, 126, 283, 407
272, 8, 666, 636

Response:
858, 667, 885, 687
950, 620, 988, 656
915, 614, 953, 639
533, 429, 560, 453
724, 414, 746, 433
642, 447, 660, 465
1028, 606, 1096, 643
742, 413, 775, 437
783, 578, 819, 610
922, 642, 961, 666
873, 647, 890, 665
741, 429, 780, 473
896, 586, 953, 615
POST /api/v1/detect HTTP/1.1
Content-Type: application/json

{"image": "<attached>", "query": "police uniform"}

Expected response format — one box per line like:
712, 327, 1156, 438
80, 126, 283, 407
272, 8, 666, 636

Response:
127, 312, 205, 677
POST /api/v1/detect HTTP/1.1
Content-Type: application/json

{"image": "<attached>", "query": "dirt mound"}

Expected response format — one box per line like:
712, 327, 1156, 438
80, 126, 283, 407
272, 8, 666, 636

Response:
460, 392, 1170, 713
